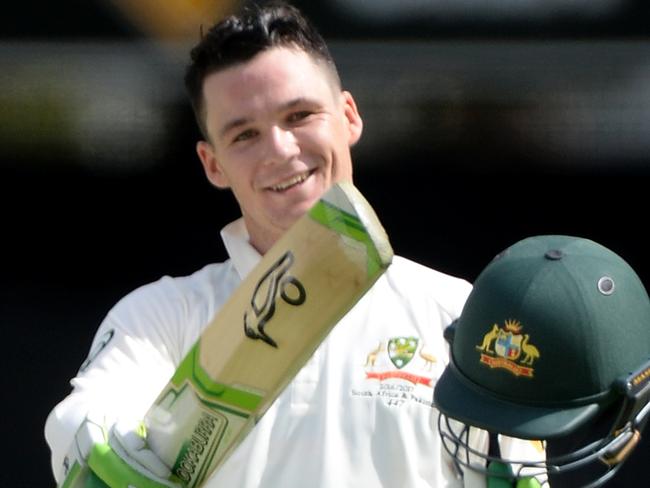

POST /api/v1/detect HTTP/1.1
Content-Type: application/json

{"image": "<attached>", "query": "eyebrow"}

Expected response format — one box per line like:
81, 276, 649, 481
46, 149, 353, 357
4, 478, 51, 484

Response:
219, 117, 251, 139
218, 97, 320, 139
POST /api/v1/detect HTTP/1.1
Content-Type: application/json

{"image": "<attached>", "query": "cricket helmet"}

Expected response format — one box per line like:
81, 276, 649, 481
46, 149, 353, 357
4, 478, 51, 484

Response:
434, 235, 650, 487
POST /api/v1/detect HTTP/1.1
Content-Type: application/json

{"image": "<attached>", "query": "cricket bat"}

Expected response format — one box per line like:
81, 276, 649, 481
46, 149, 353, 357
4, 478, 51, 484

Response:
65, 181, 392, 488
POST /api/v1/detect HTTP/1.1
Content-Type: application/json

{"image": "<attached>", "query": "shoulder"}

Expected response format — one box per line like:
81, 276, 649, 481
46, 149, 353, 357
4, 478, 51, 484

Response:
381, 255, 472, 317
104, 261, 241, 359
115, 261, 237, 310
387, 255, 471, 294
160, 261, 240, 303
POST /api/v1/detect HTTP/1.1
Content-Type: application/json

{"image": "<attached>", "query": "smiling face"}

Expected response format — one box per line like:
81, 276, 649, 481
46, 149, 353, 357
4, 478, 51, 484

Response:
196, 46, 363, 254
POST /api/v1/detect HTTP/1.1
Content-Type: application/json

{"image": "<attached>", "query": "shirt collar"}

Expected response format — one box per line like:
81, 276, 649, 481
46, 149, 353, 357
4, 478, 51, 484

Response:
220, 217, 262, 280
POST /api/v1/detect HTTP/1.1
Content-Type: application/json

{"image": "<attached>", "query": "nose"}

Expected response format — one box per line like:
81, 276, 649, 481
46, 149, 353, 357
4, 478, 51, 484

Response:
265, 125, 299, 164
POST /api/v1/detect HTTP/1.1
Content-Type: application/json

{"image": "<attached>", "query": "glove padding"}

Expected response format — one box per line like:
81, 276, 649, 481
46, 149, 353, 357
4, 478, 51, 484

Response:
85, 418, 180, 488
109, 420, 175, 481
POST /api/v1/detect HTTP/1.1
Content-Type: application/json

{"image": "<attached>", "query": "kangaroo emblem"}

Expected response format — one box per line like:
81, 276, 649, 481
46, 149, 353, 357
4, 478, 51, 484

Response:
477, 324, 500, 353
365, 342, 385, 367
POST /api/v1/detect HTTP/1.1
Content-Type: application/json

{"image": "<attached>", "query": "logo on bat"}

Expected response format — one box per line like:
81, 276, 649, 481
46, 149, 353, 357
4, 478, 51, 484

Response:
244, 251, 306, 347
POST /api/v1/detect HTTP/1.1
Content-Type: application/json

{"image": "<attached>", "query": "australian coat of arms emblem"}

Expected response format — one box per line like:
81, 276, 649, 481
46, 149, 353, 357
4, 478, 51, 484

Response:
476, 319, 540, 377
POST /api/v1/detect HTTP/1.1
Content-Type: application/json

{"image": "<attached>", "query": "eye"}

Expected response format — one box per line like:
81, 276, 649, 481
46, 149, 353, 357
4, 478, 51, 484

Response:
232, 129, 257, 143
286, 111, 312, 123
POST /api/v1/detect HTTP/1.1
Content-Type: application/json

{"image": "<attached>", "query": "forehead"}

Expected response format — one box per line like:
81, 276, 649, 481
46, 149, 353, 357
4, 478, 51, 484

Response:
202, 47, 336, 123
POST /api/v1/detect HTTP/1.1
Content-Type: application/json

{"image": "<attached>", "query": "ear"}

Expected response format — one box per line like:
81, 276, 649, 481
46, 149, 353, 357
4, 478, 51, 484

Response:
196, 140, 230, 189
341, 91, 363, 146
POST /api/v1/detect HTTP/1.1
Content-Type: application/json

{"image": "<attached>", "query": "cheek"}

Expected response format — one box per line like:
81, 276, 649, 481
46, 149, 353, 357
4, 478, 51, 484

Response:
221, 145, 260, 175
299, 118, 347, 154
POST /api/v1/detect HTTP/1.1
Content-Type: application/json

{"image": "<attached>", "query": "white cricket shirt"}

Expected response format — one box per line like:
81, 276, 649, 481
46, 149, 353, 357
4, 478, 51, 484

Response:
46, 218, 538, 487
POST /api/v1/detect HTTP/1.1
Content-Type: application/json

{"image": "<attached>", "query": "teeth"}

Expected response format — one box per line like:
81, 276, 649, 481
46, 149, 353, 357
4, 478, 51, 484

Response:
270, 172, 308, 191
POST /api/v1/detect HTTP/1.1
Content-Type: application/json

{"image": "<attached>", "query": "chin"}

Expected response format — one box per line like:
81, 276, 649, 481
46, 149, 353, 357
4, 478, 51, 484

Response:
276, 202, 313, 229
285, 206, 312, 225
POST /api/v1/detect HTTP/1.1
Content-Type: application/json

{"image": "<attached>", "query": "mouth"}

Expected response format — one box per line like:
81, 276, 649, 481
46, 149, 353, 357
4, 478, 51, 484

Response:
268, 169, 315, 192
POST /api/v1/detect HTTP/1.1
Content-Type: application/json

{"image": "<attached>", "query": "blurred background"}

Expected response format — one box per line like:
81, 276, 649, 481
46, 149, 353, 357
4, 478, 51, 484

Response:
2, 0, 649, 486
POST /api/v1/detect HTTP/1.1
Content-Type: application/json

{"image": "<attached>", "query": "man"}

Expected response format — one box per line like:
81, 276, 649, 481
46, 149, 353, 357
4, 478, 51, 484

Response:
45, 3, 537, 486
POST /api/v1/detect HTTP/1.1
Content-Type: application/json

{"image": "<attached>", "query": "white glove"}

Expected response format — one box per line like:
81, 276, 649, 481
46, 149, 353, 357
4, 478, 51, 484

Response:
58, 415, 181, 488
90, 418, 181, 488
57, 413, 108, 488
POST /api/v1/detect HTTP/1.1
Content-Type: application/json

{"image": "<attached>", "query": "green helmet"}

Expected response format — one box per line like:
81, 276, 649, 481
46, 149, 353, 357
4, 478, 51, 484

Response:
434, 235, 650, 487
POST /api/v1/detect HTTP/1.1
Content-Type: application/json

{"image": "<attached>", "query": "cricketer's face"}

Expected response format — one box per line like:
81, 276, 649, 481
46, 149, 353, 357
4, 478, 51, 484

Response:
196, 46, 363, 254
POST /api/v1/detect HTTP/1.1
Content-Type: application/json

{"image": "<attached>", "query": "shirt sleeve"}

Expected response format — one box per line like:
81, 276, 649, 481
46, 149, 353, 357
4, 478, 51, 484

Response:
44, 276, 187, 483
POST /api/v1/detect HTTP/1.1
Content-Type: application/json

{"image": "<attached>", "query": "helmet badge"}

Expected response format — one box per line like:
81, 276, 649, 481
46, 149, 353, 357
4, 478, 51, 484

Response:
476, 319, 540, 377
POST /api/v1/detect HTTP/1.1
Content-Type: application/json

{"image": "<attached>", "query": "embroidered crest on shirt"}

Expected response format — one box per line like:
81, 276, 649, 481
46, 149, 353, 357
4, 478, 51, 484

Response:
353, 337, 439, 408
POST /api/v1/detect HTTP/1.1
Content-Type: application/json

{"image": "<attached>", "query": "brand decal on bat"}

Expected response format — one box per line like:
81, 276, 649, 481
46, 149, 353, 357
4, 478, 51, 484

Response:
243, 251, 306, 347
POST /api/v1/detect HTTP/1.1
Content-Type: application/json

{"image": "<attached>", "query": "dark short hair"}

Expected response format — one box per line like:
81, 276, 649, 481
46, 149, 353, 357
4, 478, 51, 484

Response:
185, 1, 340, 139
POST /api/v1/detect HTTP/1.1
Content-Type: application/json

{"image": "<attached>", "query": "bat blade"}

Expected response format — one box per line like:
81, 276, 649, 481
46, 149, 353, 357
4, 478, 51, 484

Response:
144, 181, 393, 487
